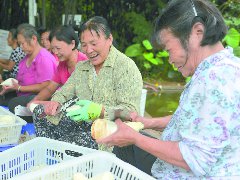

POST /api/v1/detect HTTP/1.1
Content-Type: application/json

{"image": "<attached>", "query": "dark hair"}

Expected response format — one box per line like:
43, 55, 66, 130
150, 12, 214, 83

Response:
16, 23, 40, 43
37, 27, 50, 37
153, 0, 227, 49
9, 28, 17, 40
49, 25, 79, 50
79, 16, 112, 39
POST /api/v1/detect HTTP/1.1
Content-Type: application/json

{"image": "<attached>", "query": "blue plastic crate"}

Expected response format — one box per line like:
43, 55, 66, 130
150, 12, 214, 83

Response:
21, 123, 35, 135
0, 144, 17, 152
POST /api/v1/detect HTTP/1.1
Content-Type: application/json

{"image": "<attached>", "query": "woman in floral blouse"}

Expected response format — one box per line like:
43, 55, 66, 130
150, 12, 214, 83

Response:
98, 0, 240, 179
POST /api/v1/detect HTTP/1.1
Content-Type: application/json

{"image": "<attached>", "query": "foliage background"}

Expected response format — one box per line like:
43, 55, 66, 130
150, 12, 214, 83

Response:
0, 0, 239, 83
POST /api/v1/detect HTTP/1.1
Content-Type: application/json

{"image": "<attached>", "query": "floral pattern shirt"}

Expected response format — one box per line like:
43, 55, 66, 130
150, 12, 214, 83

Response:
152, 48, 240, 179
51, 46, 143, 125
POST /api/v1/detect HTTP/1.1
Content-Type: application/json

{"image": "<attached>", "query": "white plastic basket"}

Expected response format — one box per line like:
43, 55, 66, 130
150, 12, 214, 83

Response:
13, 152, 156, 180
0, 137, 99, 179
0, 107, 27, 145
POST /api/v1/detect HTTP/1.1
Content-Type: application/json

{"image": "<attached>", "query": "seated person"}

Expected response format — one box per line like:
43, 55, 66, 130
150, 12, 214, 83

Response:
97, 0, 240, 179
0, 23, 57, 122
32, 16, 143, 149
0, 28, 25, 82
29, 25, 87, 102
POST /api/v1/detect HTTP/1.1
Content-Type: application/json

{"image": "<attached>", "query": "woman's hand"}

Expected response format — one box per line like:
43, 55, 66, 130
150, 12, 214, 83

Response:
97, 119, 139, 147
0, 79, 19, 95
130, 112, 172, 130
129, 112, 153, 129
31, 100, 61, 116
0, 85, 13, 95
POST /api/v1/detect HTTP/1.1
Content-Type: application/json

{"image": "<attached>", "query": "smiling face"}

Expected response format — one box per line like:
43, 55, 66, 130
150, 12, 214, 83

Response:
159, 28, 201, 77
80, 29, 113, 71
51, 37, 75, 61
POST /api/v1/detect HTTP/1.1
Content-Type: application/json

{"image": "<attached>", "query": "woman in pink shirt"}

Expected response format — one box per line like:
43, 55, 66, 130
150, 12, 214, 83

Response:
30, 25, 87, 102
0, 23, 57, 122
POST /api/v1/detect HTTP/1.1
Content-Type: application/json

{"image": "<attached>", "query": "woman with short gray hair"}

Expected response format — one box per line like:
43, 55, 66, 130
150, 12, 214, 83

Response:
0, 23, 57, 122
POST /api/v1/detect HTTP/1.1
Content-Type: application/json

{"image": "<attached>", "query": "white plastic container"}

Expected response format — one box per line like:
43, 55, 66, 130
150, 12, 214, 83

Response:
0, 137, 99, 179
0, 107, 27, 145
12, 152, 156, 180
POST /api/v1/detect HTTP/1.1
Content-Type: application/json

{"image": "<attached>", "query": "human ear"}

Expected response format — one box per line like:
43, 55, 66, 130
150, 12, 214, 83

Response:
71, 40, 76, 50
191, 22, 204, 39
108, 34, 113, 45
32, 35, 38, 43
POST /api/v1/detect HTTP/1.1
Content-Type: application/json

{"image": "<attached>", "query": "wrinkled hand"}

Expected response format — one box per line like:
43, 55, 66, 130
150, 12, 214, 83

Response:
32, 100, 60, 116
0, 79, 19, 95
66, 100, 102, 122
97, 119, 138, 147
129, 111, 151, 128
0, 85, 13, 95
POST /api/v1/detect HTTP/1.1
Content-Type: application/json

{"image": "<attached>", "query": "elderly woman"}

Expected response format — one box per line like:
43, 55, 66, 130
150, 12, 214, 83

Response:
32, 16, 143, 149
98, 0, 240, 179
0, 23, 57, 122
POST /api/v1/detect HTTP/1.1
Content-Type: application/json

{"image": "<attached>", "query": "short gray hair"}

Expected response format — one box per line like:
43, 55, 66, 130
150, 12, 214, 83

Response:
17, 23, 40, 43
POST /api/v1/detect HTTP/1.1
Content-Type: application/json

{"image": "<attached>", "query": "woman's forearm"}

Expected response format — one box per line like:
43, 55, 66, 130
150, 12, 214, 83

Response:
144, 115, 172, 130
19, 81, 50, 93
33, 82, 59, 101
134, 133, 190, 170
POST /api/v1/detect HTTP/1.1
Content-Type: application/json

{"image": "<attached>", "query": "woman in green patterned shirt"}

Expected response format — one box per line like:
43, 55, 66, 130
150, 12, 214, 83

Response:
32, 16, 143, 149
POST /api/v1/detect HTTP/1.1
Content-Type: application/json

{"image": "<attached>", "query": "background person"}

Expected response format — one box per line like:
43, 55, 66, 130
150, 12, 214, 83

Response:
0, 23, 57, 122
97, 0, 240, 179
37, 27, 51, 51
29, 25, 87, 103
37, 27, 59, 62
32, 16, 143, 149
0, 28, 26, 82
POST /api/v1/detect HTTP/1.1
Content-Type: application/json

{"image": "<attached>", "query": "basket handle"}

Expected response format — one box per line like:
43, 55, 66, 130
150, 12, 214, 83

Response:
65, 150, 83, 157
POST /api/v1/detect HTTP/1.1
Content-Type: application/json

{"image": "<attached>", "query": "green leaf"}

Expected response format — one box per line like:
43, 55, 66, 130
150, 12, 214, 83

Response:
143, 62, 151, 69
233, 47, 240, 57
224, 19, 232, 26
156, 51, 169, 57
142, 40, 153, 50
185, 77, 191, 83
143, 52, 154, 59
143, 52, 158, 65
223, 28, 240, 48
156, 57, 164, 65
233, 18, 240, 26
171, 64, 178, 71
125, 44, 143, 57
